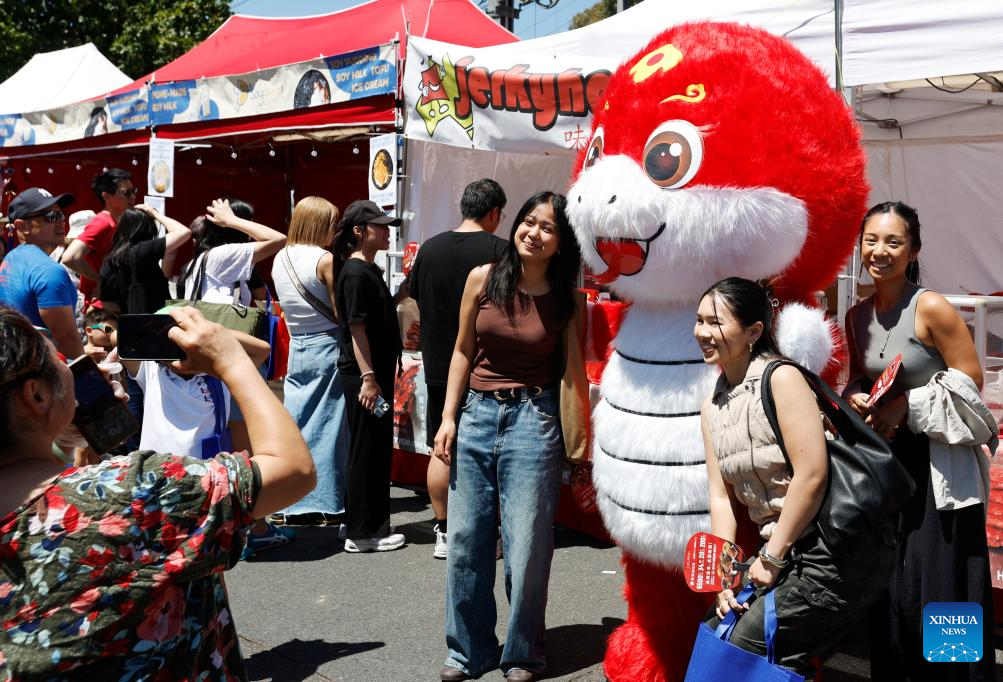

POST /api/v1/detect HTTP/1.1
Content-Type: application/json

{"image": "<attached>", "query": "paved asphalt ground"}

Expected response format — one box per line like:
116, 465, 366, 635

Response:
227, 485, 624, 681
226, 485, 1001, 681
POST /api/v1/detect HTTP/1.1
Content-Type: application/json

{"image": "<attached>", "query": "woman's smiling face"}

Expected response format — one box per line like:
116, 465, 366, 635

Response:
860, 212, 917, 283
694, 292, 757, 367
514, 201, 560, 263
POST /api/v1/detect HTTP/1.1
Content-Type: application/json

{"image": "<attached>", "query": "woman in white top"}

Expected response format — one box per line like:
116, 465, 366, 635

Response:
270, 196, 349, 526
181, 198, 285, 305
181, 197, 288, 555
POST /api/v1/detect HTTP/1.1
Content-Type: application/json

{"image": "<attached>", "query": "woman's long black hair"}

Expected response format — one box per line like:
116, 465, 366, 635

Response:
103, 208, 159, 271
486, 191, 582, 325
181, 198, 255, 286
700, 277, 782, 359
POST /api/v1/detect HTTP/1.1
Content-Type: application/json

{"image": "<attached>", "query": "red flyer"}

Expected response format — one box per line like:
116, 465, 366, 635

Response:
867, 353, 903, 407
402, 241, 419, 276
683, 532, 750, 593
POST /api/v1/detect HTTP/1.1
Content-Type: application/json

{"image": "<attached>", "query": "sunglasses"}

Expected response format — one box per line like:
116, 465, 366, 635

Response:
28, 209, 65, 223
88, 324, 117, 334
118, 187, 138, 197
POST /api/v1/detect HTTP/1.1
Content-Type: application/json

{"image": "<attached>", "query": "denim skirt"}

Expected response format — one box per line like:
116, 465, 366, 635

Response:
280, 330, 350, 515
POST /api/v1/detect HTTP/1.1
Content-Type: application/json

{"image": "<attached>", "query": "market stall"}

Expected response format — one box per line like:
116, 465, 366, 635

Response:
0, 0, 517, 232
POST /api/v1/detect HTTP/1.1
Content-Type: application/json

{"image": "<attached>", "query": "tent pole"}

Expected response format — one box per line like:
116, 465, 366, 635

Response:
834, 0, 845, 96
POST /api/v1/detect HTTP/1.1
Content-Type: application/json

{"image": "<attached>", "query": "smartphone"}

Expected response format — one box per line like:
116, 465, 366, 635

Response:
373, 395, 391, 418
69, 356, 140, 454
118, 314, 186, 361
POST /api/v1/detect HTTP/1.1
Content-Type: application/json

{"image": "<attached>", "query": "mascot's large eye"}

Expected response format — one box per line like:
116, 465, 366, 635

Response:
642, 120, 703, 189
583, 126, 604, 171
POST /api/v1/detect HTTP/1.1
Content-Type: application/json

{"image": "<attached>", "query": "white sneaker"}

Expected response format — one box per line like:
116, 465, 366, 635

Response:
344, 532, 406, 553
339, 523, 394, 541
433, 524, 448, 560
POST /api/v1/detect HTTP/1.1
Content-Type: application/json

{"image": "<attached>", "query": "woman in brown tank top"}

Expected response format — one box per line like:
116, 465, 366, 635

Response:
432, 192, 582, 682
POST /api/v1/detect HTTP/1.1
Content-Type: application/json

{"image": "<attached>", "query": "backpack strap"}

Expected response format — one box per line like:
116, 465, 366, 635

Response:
760, 359, 887, 476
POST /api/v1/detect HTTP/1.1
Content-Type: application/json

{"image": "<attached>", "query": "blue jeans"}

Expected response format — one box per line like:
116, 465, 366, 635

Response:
444, 387, 564, 677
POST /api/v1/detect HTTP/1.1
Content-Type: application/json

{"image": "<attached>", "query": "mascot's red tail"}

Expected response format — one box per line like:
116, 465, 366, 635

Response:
605, 556, 711, 682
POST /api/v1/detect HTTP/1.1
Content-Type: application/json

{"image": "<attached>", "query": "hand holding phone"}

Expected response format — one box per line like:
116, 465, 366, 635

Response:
118, 314, 186, 361
163, 307, 251, 379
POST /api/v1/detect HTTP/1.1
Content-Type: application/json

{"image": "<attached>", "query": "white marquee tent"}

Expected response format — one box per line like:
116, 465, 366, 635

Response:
401, 0, 1003, 301
0, 43, 132, 115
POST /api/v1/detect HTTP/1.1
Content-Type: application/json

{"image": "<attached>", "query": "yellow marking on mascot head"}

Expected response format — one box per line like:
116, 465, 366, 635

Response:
662, 83, 706, 104
630, 44, 707, 105
630, 44, 683, 83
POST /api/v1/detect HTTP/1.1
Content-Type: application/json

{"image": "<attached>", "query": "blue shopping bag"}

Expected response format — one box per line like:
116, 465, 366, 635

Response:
684, 583, 804, 682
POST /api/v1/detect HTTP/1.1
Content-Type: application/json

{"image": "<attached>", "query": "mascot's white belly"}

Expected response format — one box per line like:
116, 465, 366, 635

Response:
593, 304, 718, 568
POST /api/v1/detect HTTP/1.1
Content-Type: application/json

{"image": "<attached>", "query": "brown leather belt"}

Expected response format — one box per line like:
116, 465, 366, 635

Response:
475, 386, 546, 401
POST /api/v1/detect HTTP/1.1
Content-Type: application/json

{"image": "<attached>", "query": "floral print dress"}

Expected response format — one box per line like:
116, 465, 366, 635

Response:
0, 451, 259, 681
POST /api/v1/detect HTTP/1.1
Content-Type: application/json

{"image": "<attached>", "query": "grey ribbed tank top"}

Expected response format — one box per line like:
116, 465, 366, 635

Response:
848, 284, 947, 391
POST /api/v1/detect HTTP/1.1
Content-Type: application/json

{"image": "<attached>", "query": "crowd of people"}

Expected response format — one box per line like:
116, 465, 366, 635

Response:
0, 169, 998, 681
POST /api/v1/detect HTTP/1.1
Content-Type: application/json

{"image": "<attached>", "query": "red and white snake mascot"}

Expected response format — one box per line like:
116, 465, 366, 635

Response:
566, 22, 868, 681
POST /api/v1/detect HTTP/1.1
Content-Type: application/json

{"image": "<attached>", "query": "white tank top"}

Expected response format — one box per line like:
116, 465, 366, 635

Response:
271, 245, 338, 335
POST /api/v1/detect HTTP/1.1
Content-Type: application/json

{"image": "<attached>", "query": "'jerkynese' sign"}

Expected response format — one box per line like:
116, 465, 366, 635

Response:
403, 36, 612, 155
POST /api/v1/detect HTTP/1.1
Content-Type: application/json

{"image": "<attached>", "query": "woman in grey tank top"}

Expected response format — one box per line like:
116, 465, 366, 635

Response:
845, 202, 992, 681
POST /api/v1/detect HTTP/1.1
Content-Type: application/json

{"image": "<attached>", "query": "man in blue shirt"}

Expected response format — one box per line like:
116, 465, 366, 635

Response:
0, 187, 84, 358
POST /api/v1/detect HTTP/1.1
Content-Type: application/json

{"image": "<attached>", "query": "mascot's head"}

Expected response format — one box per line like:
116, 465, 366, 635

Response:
567, 22, 868, 306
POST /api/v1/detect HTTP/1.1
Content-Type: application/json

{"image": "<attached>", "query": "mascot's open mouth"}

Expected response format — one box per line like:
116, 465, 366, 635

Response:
592, 223, 666, 284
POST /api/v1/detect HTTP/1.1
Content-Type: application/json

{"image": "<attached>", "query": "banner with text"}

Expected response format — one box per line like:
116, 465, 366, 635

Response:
403, 36, 612, 155
0, 43, 396, 149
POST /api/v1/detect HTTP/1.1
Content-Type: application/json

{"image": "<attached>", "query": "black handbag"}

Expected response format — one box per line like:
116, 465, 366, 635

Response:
760, 359, 915, 550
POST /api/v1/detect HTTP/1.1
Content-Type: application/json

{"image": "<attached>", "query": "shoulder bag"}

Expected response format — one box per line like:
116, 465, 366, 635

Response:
167, 250, 267, 339
760, 359, 915, 550
560, 290, 591, 465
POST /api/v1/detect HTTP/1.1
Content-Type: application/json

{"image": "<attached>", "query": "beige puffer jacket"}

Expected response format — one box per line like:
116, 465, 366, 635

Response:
704, 355, 792, 539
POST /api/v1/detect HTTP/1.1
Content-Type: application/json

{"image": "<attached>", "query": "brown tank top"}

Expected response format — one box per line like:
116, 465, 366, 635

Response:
469, 288, 563, 390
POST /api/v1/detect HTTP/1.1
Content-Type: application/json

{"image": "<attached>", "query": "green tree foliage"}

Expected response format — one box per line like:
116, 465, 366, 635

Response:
0, 0, 231, 82
569, 0, 615, 30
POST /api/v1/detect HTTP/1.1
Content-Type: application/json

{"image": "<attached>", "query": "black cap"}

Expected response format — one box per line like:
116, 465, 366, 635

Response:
342, 199, 401, 228
7, 187, 74, 221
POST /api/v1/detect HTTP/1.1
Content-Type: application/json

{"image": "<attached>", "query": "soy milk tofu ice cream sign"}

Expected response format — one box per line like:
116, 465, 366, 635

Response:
0, 44, 396, 148
147, 138, 175, 198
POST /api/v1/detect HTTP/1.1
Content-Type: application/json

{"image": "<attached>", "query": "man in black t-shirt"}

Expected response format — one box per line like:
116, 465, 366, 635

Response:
409, 178, 507, 559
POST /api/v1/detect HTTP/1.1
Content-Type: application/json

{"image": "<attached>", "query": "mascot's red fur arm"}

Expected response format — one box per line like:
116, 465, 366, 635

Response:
566, 22, 867, 681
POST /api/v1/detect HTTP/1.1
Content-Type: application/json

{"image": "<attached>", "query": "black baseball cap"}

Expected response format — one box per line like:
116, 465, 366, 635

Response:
342, 199, 401, 228
7, 187, 75, 221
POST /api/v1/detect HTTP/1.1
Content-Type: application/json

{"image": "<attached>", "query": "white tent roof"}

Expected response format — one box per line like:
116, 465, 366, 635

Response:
0, 43, 132, 115
402, 0, 1003, 300
504, 0, 1003, 88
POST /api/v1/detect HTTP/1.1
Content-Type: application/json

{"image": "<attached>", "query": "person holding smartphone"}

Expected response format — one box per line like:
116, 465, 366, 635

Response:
333, 200, 407, 553
0, 305, 314, 679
